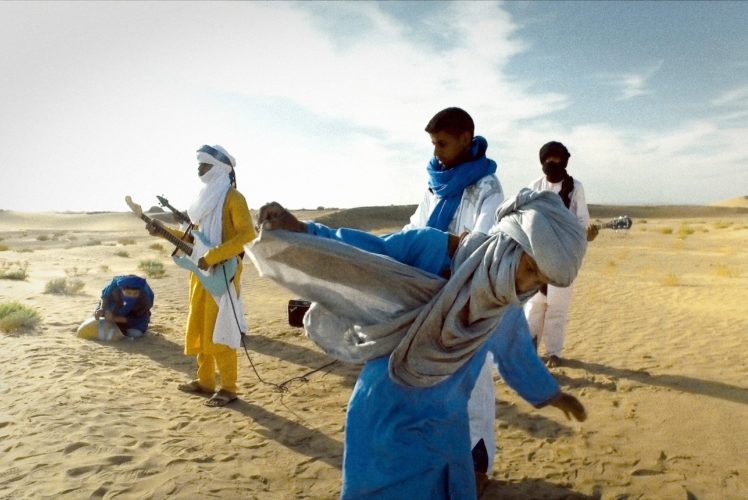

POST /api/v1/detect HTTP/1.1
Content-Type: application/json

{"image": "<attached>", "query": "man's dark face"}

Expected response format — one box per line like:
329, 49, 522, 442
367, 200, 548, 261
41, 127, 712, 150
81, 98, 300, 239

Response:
429, 130, 472, 169
198, 163, 213, 177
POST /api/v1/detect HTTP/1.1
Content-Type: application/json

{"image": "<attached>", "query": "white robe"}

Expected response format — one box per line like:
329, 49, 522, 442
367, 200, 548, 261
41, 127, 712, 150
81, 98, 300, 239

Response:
524, 176, 590, 356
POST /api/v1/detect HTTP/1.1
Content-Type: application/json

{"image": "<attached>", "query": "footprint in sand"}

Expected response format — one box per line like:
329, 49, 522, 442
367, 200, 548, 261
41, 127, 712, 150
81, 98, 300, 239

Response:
63, 442, 88, 454
106, 455, 134, 465
66, 464, 98, 477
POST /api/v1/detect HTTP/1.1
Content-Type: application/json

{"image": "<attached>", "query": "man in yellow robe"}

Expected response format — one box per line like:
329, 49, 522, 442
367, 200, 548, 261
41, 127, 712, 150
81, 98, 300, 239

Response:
148, 144, 255, 407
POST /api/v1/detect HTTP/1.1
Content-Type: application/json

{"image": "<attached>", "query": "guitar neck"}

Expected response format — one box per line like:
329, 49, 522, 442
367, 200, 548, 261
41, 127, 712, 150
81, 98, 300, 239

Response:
138, 213, 193, 255
165, 203, 191, 225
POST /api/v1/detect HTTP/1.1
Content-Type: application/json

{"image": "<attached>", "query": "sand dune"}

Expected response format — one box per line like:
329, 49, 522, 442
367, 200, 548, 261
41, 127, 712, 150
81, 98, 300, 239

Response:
710, 195, 748, 208
1, 205, 746, 499
588, 203, 748, 219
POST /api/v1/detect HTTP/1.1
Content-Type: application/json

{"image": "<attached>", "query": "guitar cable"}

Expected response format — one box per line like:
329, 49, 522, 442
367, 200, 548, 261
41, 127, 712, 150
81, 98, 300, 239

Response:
220, 262, 337, 394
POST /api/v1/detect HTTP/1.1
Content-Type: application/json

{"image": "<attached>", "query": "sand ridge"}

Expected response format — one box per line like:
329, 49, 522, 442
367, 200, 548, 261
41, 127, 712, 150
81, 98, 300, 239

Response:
0, 206, 746, 499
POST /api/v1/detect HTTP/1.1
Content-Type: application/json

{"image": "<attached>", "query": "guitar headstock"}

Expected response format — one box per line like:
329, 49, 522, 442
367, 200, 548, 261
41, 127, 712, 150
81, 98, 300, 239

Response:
604, 216, 633, 230
124, 196, 144, 217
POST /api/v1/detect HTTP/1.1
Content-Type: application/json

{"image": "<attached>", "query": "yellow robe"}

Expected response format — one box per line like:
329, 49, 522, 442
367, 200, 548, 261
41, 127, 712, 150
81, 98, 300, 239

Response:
185, 188, 256, 355
165, 188, 256, 356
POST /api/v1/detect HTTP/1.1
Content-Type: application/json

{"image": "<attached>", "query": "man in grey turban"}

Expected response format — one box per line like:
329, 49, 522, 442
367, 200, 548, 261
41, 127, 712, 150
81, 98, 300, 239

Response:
249, 188, 587, 499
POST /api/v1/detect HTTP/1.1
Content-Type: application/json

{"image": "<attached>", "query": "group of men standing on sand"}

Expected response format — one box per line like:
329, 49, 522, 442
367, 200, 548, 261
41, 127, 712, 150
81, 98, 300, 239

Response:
80, 106, 599, 498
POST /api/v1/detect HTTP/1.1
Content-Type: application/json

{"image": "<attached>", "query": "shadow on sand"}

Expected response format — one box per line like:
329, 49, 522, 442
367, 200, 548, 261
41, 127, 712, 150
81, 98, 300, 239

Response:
482, 478, 600, 499
495, 398, 575, 440
242, 334, 359, 387
110, 331, 347, 468
560, 358, 748, 405
228, 398, 344, 469
106, 329, 359, 388
107, 329, 195, 376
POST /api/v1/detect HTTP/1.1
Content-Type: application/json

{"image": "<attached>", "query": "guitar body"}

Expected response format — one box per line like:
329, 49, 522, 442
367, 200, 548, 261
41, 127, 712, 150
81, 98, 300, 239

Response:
172, 230, 238, 297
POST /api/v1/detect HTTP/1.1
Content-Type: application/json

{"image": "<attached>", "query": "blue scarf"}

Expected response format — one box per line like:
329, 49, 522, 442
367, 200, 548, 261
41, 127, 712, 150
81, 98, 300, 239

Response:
426, 136, 497, 231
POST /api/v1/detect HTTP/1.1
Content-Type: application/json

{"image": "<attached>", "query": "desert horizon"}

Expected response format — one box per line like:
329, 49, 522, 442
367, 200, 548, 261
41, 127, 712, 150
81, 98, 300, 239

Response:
1, 194, 747, 231
1, 196, 747, 499
3, 194, 748, 215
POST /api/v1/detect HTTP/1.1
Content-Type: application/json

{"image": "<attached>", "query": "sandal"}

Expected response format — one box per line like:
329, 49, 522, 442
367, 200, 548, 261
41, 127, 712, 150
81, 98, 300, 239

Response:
546, 355, 562, 368
177, 380, 213, 394
205, 389, 238, 407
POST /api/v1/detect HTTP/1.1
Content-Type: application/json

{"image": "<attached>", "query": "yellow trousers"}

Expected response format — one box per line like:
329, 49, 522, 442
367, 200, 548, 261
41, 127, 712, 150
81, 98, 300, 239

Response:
197, 350, 238, 394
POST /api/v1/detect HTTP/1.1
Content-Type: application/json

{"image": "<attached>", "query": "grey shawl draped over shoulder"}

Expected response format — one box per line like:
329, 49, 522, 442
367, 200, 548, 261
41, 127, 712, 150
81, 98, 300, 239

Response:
247, 189, 586, 387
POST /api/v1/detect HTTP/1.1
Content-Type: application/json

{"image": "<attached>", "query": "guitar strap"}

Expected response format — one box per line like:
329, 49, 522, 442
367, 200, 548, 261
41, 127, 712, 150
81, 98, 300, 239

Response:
172, 223, 194, 258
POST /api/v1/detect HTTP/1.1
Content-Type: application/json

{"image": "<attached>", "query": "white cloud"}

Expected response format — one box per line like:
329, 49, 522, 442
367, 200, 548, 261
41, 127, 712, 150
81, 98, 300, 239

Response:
600, 61, 663, 101
712, 84, 748, 121
712, 85, 748, 106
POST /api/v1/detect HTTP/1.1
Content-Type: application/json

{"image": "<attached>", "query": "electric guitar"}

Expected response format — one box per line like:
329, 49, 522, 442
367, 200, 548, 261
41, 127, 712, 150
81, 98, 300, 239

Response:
125, 196, 237, 297
594, 215, 633, 231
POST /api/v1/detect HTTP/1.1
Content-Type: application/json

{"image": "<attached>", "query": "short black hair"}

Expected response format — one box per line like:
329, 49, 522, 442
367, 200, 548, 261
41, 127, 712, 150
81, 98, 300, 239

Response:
425, 107, 474, 137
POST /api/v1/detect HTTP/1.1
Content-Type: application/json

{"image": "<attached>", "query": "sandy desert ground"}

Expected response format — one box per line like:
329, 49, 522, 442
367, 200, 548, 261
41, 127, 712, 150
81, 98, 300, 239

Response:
0, 199, 746, 499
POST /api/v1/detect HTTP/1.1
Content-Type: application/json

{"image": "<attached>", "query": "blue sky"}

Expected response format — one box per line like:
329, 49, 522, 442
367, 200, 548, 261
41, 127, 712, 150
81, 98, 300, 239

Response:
1, 1, 746, 212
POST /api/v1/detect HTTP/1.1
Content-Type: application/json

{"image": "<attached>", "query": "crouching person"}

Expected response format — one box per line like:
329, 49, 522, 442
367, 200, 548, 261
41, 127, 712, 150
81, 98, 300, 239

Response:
77, 275, 154, 341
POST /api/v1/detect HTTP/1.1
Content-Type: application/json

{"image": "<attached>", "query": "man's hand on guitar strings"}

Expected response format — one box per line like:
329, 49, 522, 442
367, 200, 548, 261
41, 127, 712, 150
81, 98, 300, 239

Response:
146, 220, 165, 237
198, 257, 211, 271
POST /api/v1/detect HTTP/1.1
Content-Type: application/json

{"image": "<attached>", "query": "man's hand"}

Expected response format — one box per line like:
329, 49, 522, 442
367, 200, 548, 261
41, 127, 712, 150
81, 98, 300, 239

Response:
586, 224, 599, 242
447, 231, 469, 259
257, 202, 307, 232
198, 257, 210, 271
146, 219, 165, 237
549, 392, 587, 422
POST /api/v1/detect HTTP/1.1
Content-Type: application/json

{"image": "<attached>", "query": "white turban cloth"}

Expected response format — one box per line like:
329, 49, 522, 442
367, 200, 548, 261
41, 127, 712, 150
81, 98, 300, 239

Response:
247, 189, 586, 387
189, 145, 234, 246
